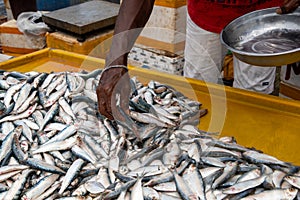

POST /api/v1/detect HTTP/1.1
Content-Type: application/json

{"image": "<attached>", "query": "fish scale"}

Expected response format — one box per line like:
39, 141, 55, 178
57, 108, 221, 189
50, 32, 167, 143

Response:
0, 69, 298, 199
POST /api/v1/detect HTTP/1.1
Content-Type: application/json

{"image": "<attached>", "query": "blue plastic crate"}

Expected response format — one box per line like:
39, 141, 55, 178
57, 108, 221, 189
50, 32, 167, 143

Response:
36, 0, 71, 11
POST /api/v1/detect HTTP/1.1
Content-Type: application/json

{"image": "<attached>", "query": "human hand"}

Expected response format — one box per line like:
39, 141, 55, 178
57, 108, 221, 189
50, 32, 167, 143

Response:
96, 66, 131, 121
276, 0, 299, 14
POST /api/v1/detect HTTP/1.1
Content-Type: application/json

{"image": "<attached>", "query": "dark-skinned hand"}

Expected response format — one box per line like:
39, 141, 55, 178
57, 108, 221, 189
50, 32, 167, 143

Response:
96, 66, 131, 121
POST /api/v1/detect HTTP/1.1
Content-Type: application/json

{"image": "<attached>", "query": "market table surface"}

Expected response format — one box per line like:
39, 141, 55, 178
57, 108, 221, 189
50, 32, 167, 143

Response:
0, 48, 299, 166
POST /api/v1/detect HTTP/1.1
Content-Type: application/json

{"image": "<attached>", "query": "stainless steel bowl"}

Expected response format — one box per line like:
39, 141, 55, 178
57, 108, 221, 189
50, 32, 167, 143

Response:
221, 7, 300, 66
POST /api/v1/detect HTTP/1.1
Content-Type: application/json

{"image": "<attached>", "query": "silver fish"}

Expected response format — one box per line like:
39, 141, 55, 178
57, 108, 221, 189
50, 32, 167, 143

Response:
44, 84, 67, 108
212, 162, 238, 189
59, 158, 85, 194
223, 175, 267, 194
22, 173, 60, 200
58, 97, 76, 120
13, 83, 32, 112
130, 176, 143, 200
32, 135, 77, 154
39, 102, 60, 131
0, 103, 37, 123
284, 176, 300, 189
4, 81, 25, 108
0, 170, 22, 183
40, 73, 56, 89
34, 181, 61, 200
44, 124, 78, 145
130, 111, 170, 127
0, 126, 22, 163
3, 169, 34, 200
71, 145, 96, 165
183, 164, 206, 200
240, 188, 298, 200
173, 170, 198, 200
84, 180, 105, 195
243, 150, 290, 167
46, 74, 64, 96
0, 69, 299, 200
25, 158, 65, 174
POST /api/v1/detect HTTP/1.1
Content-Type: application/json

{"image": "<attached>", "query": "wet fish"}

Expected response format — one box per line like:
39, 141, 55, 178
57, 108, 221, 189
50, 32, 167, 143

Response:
59, 158, 85, 194
284, 176, 300, 189
173, 170, 198, 200
0, 126, 22, 163
25, 158, 65, 174
243, 150, 291, 167
222, 175, 267, 194
0, 69, 298, 200
3, 169, 34, 200
22, 173, 60, 200
240, 188, 298, 200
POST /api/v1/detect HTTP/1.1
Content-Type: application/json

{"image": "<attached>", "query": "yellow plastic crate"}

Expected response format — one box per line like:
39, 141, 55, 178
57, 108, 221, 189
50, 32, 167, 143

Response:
1, 48, 300, 165
154, 0, 186, 8
46, 29, 113, 59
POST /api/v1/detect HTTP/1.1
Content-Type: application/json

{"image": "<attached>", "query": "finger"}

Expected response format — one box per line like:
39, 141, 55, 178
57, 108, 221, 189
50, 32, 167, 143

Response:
119, 73, 131, 115
276, 8, 282, 14
97, 81, 114, 120
111, 71, 130, 121
98, 93, 114, 120
277, 6, 287, 14
97, 69, 119, 119
101, 102, 114, 120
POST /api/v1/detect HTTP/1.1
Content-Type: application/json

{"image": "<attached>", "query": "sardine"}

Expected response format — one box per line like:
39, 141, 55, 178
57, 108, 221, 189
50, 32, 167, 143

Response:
25, 158, 65, 174
284, 176, 300, 189
0, 69, 299, 200
3, 169, 34, 200
240, 188, 298, 200
22, 173, 60, 200
4, 81, 25, 108
13, 83, 32, 112
223, 175, 266, 194
130, 176, 143, 200
0, 126, 22, 163
243, 150, 291, 167
173, 170, 198, 200
59, 158, 85, 194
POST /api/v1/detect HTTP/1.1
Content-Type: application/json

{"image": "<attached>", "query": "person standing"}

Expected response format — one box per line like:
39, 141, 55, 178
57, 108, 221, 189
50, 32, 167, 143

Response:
185, 0, 287, 95
97, 0, 299, 119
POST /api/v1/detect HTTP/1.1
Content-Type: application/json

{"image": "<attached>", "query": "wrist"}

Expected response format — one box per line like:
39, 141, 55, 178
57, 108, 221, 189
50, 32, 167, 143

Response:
105, 54, 128, 68
101, 65, 128, 74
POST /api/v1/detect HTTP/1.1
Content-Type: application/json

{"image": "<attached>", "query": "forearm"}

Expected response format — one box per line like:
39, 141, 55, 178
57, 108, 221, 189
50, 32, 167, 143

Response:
105, 0, 155, 67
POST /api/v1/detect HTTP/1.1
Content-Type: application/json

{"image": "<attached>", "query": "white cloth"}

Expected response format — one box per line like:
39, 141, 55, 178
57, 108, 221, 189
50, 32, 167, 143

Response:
280, 63, 300, 87
184, 14, 226, 83
184, 13, 275, 94
233, 57, 276, 94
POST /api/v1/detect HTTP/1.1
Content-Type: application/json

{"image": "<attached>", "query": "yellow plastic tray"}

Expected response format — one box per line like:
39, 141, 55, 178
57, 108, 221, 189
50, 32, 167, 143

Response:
1, 48, 300, 165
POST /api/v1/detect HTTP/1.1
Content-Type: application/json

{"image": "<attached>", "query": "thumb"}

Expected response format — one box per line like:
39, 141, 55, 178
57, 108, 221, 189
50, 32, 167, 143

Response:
276, 7, 283, 14
276, 6, 287, 14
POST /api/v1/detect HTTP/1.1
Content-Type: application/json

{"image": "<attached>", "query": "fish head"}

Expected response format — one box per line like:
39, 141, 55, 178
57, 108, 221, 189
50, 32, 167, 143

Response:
286, 188, 298, 198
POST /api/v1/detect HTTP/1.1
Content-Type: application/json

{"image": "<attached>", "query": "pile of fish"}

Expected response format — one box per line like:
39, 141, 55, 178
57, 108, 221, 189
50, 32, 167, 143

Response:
0, 69, 299, 200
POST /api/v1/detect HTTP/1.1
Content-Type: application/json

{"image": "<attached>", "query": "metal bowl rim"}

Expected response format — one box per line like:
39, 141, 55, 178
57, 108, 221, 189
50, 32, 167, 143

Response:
220, 7, 300, 57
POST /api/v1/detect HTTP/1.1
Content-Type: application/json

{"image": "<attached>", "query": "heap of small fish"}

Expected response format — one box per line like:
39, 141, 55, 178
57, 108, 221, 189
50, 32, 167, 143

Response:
0, 69, 299, 200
